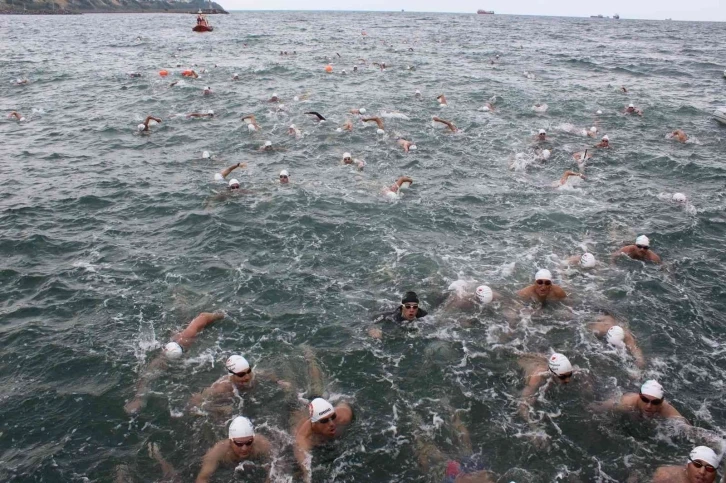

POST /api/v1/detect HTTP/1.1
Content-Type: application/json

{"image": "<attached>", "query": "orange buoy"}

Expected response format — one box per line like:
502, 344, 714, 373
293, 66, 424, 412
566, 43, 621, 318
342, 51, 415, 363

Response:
182, 70, 194, 77
159, 70, 169, 77
325, 65, 333, 73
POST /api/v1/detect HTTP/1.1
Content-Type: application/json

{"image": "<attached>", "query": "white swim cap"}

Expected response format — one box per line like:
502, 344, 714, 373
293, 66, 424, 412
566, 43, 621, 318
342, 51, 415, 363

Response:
289, 124, 296, 129
415, 89, 421, 94
635, 235, 650, 247
342, 69, 346, 74
248, 124, 257, 132
538, 129, 546, 135
596, 110, 603, 114
205, 86, 211, 90
19, 117, 26, 122
228, 416, 255, 439
542, 149, 551, 160
606, 325, 625, 347
359, 108, 366, 114
385, 190, 399, 200
535, 269, 552, 281
202, 150, 210, 159
208, 109, 214, 115
548, 353, 573, 375
590, 126, 597, 133
377, 129, 385, 134
293, 96, 299, 101
343, 152, 351, 158
272, 92, 278, 97
640, 380, 663, 399
475, 285, 493, 304
265, 140, 272, 147
163, 341, 183, 359
672, 192, 687, 203
233, 73, 239, 77
579, 253, 596, 268
137, 124, 145, 131
409, 144, 417, 151
229, 178, 240, 187
225, 355, 250, 374
628, 103, 634, 108
689, 446, 721, 468
309, 397, 335, 422
280, 169, 289, 177
602, 135, 609, 141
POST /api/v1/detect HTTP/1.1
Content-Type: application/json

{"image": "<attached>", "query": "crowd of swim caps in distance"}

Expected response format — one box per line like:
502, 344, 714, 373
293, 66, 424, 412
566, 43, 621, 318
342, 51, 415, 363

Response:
7, 31, 720, 483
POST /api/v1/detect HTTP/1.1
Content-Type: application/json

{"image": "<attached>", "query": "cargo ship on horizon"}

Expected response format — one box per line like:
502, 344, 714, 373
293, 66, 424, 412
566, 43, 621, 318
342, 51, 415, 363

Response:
477, 9, 494, 14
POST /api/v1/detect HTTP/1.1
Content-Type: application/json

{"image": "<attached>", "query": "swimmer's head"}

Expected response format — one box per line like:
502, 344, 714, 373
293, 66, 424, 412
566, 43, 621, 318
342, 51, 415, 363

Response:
289, 124, 296, 129
590, 126, 597, 133
415, 89, 421, 95
409, 144, 417, 151
279, 169, 289, 184
672, 192, 687, 203
202, 150, 210, 159
596, 110, 603, 115
343, 152, 352, 163
541, 149, 551, 160
208, 110, 214, 116
226, 355, 251, 375
229, 179, 240, 189
628, 103, 635, 108
548, 353, 573, 381
534, 269, 552, 296
602, 135, 609, 141
635, 235, 650, 248
163, 341, 183, 360
272, 92, 278, 97
534, 269, 552, 282
538, 129, 546, 135
385, 190, 399, 200
264, 140, 272, 147
233, 73, 239, 79
248, 124, 257, 132
293, 95, 300, 101
309, 397, 336, 425
137, 124, 146, 132
359, 108, 366, 114
377, 129, 385, 135
689, 446, 720, 471
606, 325, 625, 347
475, 285, 493, 304
579, 253, 596, 268
640, 380, 664, 399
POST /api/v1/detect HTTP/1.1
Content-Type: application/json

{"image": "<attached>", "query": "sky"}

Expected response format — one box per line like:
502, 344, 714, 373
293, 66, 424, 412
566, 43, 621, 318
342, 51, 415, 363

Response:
216, 0, 726, 22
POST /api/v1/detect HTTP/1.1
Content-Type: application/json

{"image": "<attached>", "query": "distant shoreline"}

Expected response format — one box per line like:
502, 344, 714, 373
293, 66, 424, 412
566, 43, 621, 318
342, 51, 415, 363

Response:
0, 8, 228, 15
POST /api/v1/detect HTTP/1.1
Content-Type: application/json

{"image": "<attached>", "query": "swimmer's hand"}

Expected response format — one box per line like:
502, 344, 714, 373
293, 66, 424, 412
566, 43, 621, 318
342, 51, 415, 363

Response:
368, 327, 383, 339
529, 431, 550, 450
124, 398, 145, 415
277, 380, 293, 390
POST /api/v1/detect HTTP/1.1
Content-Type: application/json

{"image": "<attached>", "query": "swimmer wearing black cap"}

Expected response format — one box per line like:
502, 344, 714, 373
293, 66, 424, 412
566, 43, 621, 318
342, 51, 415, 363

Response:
124, 312, 225, 414
304, 111, 326, 122
368, 291, 428, 339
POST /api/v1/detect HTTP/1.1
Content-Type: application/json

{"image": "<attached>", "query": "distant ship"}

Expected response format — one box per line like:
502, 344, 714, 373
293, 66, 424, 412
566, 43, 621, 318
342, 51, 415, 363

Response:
613, 13, 620, 19
590, 14, 605, 18
477, 10, 494, 14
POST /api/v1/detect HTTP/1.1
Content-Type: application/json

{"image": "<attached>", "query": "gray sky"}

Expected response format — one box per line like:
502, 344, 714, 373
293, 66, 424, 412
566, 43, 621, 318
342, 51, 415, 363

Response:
217, 1, 725, 22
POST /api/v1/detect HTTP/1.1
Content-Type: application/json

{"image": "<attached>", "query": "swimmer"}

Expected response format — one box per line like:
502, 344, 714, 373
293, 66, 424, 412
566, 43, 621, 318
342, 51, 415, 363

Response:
414, 411, 498, 483
415, 89, 422, 98
564, 251, 597, 269
595, 135, 610, 148
268, 92, 280, 103
594, 380, 687, 421
128, 72, 142, 78
182, 70, 199, 78
195, 416, 272, 483
516, 269, 567, 304
232, 73, 239, 80
241, 114, 260, 131
670, 129, 689, 143
382, 175, 413, 199
397, 138, 417, 153
292, 397, 354, 483
442, 283, 499, 314
572, 149, 592, 162
288, 123, 302, 138
432, 116, 457, 132
481, 102, 496, 112
202, 86, 212, 96
651, 446, 721, 483
169, 80, 179, 87
436, 94, 448, 106
518, 352, 578, 422
558, 170, 585, 186
279, 169, 290, 184
188, 355, 294, 414
137, 115, 162, 133
123, 312, 225, 414
349, 108, 367, 115
361, 116, 385, 130
213, 162, 247, 183
15, 78, 29, 85
304, 111, 326, 122
341, 119, 353, 132
535, 129, 547, 142
621, 86, 628, 93
624, 103, 643, 116
341, 153, 365, 170
8, 111, 25, 122
258, 140, 286, 152
588, 315, 645, 368
585, 126, 598, 138
187, 109, 214, 119
369, 290, 427, 339
612, 235, 662, 264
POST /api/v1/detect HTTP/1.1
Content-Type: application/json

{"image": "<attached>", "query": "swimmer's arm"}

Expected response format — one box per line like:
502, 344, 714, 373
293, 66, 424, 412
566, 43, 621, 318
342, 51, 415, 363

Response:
394, 176, 413, 188
662, 403, 688, 422
518, 374, 543, 421
623, 329, 645, 368
368, 326, 383, 339
611, 247, 630, 262
219, 163, 246, 179
648, 252, 662, 264
189, 380, 233, 408
195, 442, 225, 483
144, 116, 161, 126
255, 370, 295, 391
595, 395, 632, 413
335, 402, 354, 426
293, 432, 313, 483
559, 171, 584, 185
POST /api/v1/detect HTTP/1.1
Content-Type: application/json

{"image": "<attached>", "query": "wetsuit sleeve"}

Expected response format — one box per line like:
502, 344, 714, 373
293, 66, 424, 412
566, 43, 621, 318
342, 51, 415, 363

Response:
416, 308, 428, 318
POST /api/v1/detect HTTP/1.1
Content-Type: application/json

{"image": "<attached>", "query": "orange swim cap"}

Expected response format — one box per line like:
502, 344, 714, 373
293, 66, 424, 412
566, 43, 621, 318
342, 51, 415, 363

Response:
325, 65, 333, 73
159, 70, 169, 77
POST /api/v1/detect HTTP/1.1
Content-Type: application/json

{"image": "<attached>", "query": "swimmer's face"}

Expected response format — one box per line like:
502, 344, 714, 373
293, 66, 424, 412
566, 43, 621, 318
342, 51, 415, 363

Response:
401, 303, 418, 321
534, 279, 552, 297
538, 133, 546, 140
602, 140, 609, 146
343, 156, 352, 164
231, 437, 254, 459
687, 460, 717, 483
637, 393, 664, 416
279, 174, 289, 184
627, 106, 634, 112
553, 372, 572, 385
312, 411, 338, 436
230, 368, 253, 388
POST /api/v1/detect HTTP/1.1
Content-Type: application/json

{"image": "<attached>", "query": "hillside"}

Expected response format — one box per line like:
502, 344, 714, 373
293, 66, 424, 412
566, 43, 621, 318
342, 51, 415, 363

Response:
0, 0, 228, 14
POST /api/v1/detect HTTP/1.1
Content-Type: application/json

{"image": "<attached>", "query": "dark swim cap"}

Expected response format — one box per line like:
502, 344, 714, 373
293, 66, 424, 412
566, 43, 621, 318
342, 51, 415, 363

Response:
401, 291, 419, 304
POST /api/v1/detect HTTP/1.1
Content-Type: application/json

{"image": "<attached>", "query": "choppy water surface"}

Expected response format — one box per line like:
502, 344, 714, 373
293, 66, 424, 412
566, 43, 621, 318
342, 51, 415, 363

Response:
2, 11, 726, 483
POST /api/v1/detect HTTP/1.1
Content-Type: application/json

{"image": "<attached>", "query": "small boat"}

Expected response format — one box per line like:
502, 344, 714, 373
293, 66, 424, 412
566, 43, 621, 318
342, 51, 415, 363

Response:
192, 25, 214, 32
590, 14, 604, 18
613, 13, 620, 19
714, 108, 726, 125
477, 9, 494, 14
193, 8, 213, 32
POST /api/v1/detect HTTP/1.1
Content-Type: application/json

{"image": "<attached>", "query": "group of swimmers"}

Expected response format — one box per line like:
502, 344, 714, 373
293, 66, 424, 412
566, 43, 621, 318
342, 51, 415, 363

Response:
8, 28, 719, 483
